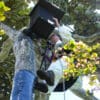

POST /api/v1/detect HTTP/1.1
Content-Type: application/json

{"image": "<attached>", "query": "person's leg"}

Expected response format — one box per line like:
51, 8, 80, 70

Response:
10, 70, 36, 100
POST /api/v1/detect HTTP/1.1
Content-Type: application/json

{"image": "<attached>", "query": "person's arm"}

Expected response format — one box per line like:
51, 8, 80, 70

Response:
0, 22, 19, 40
52, 18, 74, 42
53, 17, 60, 27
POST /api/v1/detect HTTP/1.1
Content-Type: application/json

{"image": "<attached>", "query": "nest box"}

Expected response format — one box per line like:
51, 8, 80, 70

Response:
29, 0, 65, 39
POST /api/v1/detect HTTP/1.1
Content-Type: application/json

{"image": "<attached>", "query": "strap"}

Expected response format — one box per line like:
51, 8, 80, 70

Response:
39, 42, 54, 70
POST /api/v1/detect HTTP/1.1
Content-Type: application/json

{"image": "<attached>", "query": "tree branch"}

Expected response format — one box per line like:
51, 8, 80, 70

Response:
0, 22, 20, 40
0, 22, 19, 62
0, 39, 12, 62
73, 32, 100, 44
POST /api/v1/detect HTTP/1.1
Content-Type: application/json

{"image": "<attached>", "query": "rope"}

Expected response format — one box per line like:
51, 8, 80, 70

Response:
59, 59, 66, 100
39, 49, 67, 100
58, 26, 66, 100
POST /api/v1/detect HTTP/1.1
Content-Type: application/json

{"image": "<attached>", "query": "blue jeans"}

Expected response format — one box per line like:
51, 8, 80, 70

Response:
10, 70, 36, 100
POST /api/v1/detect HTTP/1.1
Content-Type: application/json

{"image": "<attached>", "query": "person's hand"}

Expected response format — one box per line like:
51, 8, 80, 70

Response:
54, 47, 63, 58
53, 17, 60, 27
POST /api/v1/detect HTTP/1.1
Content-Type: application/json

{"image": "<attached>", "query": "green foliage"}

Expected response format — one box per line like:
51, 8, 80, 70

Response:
57, 40, 100, 80
0, 1, 14, 97
0, 29, 5, 35
0, 1, 10, 21
0, 51, 15, 97
49, 0, 97, 36
0, 1, 10, 35
66, 0, 97, 36
3, 0, 31, 29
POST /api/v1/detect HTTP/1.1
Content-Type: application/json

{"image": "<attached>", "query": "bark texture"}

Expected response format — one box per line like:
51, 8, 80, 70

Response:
0, 22, 49, 100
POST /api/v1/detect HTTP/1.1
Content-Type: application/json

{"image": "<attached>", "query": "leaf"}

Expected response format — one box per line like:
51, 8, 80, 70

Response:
0, 15, 6, 21
0, 1, 10, 11
0, 1, 5, 8
0, 29, 5, 35
4, 6, 11, 11
0, 1, 10, 21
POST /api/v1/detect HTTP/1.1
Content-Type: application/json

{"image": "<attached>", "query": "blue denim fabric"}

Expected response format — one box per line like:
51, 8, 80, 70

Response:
10, 70, 36, 100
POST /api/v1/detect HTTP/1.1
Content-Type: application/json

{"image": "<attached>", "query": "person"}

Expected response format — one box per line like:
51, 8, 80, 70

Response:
36, 18, 77, 93
36, 31, 69, 93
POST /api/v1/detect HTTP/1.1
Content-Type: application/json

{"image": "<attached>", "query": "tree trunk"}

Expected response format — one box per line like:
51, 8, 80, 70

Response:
0, 22, 50, 100
73, 32, 100, 44
34, 91, 50, 100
